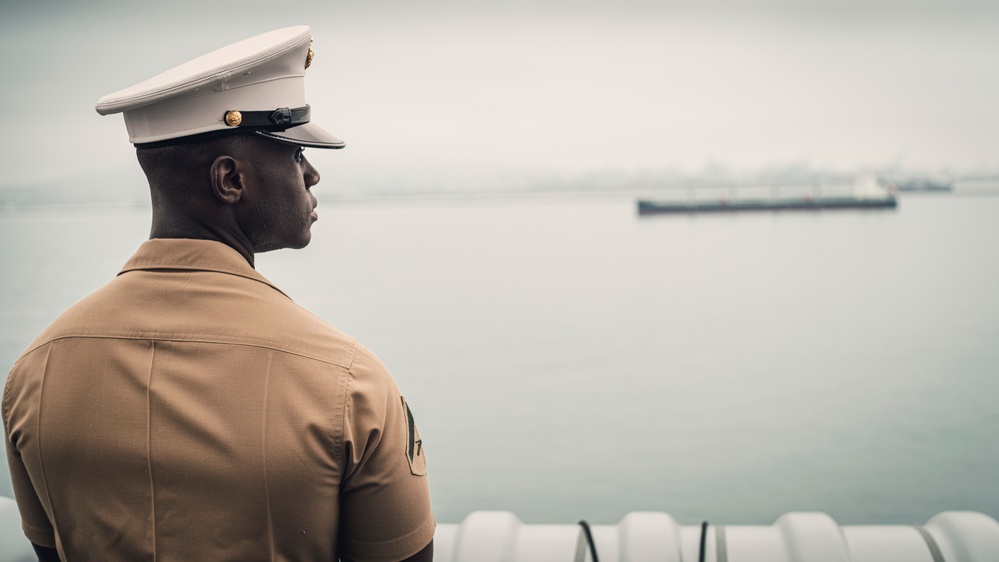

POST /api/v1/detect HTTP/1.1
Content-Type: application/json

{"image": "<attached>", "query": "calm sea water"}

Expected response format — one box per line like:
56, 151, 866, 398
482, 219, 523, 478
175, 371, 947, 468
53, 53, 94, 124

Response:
2, 192, 998, 526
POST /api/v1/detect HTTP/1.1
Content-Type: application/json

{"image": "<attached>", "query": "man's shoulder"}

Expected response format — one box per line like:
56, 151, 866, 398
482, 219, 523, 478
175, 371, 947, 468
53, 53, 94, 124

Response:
267, 299, 360, 368
16, 269, 359, 370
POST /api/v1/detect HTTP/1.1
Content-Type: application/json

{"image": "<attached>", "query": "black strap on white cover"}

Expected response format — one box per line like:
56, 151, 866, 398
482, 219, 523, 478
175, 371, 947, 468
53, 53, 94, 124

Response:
914, 525, 946, 562
577, 520, 600, 562
698, 521, 709, 562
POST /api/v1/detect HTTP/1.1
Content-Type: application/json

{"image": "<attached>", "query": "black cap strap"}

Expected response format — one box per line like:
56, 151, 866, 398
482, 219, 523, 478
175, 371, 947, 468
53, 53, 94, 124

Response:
224, 105, 311, 130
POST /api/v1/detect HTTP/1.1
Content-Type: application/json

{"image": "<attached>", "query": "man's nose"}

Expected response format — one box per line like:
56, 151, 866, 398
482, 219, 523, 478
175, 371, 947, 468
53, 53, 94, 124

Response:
304, 158, 320, 187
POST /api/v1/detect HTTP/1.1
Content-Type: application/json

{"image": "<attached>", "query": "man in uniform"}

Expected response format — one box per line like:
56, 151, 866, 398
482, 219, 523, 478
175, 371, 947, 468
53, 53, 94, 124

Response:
3, 26, 434, 561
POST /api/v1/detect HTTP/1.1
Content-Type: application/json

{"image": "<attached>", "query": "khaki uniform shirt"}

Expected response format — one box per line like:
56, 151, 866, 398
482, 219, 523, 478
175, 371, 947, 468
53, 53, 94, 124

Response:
3, 239, 434, 562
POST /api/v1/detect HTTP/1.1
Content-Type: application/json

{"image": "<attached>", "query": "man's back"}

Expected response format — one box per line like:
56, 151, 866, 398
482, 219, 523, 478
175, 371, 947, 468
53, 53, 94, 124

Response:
4, 239, 434, 561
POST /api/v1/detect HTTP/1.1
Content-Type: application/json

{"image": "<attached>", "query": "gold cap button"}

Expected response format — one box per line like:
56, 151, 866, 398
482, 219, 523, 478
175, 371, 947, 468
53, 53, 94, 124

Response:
224, 110, 242, 127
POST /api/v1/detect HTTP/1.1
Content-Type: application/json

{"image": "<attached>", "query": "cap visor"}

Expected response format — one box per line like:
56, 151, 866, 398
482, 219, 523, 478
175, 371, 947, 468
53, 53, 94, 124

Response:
255, 122, 345, 149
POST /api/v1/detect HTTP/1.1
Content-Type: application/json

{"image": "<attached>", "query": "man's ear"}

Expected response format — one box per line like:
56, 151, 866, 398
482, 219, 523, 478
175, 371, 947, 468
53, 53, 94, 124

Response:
210, 155, 244, 204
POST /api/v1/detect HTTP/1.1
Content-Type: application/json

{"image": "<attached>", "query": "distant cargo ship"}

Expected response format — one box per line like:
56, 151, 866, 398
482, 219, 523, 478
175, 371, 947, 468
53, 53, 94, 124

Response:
638, 176, 897, 215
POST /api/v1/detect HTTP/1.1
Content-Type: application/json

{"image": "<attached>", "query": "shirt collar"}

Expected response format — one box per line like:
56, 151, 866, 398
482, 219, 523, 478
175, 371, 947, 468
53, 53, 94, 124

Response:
118, 238, 289, 298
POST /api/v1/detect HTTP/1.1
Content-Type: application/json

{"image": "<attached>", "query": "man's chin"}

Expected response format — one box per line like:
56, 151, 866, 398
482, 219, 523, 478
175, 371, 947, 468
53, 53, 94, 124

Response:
256, 234, 312, 253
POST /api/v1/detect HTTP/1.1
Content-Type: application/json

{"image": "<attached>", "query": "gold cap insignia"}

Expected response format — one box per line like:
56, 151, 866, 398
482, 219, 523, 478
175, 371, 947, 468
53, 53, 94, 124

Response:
305, 38, 314, 69
224, 110, 242, 127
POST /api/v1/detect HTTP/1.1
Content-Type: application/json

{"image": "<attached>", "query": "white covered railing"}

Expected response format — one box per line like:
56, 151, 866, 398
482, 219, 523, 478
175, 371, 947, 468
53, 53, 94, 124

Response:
434, 510, 999, 562
2, 496, 998, 561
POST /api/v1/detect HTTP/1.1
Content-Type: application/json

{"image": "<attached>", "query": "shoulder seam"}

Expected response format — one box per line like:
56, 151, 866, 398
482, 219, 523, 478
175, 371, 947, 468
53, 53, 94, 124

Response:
19, 334, 353, 369
3, 342, 51, 433
333, 338, 358, 471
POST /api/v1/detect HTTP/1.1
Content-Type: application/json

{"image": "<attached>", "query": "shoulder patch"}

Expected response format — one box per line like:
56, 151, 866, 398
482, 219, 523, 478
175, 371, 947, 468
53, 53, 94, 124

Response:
402, 397, 427, 476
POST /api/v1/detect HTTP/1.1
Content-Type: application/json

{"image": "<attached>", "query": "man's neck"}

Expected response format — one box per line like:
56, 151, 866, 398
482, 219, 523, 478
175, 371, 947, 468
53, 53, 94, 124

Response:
149, 214, 256, 268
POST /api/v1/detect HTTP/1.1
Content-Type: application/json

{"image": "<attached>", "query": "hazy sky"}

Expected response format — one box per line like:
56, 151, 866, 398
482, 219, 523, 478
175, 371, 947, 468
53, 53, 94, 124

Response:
1, 0, 997, 192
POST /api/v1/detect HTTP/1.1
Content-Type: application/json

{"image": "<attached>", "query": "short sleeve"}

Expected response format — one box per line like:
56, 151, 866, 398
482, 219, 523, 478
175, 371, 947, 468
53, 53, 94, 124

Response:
4, 364, 57, 548
338, 345, 435, 562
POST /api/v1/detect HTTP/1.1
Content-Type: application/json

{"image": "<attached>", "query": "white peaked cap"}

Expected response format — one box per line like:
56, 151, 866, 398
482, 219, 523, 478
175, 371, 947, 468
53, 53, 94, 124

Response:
95, 25, 344, 149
